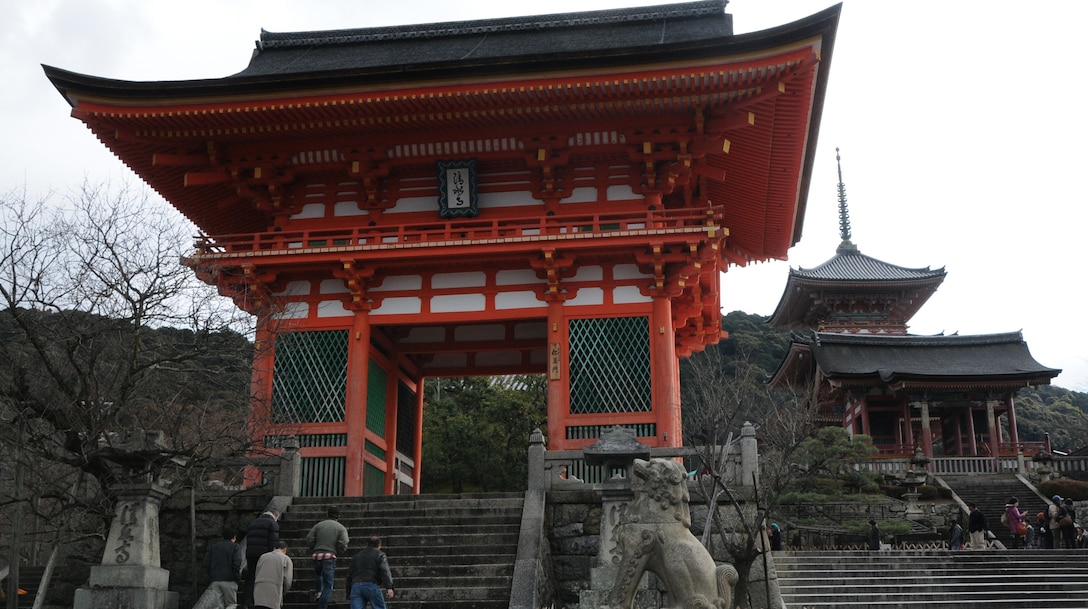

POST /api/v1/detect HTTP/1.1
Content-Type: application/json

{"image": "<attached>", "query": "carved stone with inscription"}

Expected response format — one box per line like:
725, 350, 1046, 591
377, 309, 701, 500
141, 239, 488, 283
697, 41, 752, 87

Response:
73, 429, 178, 609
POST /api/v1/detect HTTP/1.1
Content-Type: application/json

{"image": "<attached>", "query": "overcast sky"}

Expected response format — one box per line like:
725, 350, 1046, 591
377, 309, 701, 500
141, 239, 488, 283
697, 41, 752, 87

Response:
4, 1, 1086, 390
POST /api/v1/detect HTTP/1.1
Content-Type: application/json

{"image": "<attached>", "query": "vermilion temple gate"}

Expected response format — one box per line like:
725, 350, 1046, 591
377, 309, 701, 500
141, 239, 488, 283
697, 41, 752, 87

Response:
46, 1, 839, 495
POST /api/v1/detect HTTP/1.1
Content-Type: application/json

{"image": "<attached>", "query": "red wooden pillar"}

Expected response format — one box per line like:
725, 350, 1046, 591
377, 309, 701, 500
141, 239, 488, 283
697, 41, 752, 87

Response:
412, 378, 424, 494
383, 360, 399, 495
652, 294, 681, 447
546, 299, 568, 447
344, 311, 372, 496
246, 323, 277, 487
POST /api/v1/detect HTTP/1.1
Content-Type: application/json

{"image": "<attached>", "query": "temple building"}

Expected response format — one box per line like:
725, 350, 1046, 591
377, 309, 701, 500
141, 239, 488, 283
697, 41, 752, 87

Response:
768, 151, 1060, 460
45, 1, 840, 495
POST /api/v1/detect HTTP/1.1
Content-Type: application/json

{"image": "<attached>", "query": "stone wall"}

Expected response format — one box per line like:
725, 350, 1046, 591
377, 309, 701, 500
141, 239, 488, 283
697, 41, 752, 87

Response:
157, 488, 275, 609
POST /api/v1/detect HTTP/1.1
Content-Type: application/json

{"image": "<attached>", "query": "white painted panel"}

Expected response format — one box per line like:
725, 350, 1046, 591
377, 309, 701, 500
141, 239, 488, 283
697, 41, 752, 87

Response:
478, 190, 537, 208
613, 285, 651, 304
386, 196, 435, 214
496, 269, 542, 286
371, 275, 423, 292
572, 265, 603, 282
432, 293, 486, 312
432, 271, 486, 289
317, 300, 353, 317
320, 279, 349, 294
334, 201, 368, 217
613, 264, 652, 280
564, 187, 598, 203
605, 184, 638, 201
273, 302, 309, 319
566, 287, 604, 306
274, 280, 311, 296
454, 324, 506, 342
290, 203, 326, 219
496, 291, 542, 310
370, 297, 422, 315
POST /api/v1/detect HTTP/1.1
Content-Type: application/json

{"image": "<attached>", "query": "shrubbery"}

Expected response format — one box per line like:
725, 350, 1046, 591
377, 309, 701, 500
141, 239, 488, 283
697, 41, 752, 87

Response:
1038, 478, 1088, 501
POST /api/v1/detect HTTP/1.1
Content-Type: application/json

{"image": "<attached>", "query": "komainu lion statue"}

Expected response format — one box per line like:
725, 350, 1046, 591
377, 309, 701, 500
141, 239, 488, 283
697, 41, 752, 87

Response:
607, 458, 738, 609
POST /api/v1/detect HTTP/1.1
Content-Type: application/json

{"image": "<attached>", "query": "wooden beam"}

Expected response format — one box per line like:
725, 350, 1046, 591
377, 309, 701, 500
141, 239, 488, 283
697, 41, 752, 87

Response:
153, 153, 209, 166
183, 171, 231, 186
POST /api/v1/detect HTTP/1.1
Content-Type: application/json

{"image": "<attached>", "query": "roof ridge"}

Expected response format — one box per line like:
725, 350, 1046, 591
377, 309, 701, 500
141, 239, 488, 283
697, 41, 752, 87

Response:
257, 0, 727, 50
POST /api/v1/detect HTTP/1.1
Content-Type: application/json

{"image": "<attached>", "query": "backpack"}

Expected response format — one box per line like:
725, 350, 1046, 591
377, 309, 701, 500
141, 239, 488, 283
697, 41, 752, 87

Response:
1057, 506, 1074, 528
1000, 510, 1009, 526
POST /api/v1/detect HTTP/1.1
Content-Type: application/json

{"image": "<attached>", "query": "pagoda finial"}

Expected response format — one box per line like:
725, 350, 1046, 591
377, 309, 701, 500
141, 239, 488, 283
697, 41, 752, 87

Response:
835, 148, 856, 253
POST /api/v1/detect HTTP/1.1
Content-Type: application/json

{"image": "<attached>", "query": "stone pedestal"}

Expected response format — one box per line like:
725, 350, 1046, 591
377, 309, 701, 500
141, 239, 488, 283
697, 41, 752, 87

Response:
74, 482, 178, 609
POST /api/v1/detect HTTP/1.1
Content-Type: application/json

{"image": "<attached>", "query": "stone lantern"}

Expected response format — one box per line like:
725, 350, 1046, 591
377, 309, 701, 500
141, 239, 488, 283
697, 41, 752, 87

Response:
901, 447, 931, 518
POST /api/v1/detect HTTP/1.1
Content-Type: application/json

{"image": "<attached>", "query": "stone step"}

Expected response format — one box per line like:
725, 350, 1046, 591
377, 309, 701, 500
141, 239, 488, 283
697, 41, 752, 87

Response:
775, 549, 1088, 609
783, 595, 1088, 604
781, 580, 1087, 593
277, 492, 521, 609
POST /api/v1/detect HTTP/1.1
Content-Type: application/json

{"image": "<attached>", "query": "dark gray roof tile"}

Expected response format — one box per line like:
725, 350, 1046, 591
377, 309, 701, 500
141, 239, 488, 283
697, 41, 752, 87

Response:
237, 0, 732, 78
791, 244, 946, 282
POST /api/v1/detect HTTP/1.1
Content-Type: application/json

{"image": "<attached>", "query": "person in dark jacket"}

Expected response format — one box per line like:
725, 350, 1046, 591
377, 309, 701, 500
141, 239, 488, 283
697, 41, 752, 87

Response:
206, 527, 244, 609
768, 523, 783, 551
346, 536, 395, 609
948, 521, 964, 551
1037, 511, 1053, 549
1060, 497, 1078, 549
867, 520, 882, 551
967, 502, 988, 550
243, 509, 280, 608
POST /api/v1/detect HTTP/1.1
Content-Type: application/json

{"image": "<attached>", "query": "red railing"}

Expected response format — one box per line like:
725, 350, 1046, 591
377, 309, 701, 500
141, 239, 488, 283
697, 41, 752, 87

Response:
192, 207, 721, 257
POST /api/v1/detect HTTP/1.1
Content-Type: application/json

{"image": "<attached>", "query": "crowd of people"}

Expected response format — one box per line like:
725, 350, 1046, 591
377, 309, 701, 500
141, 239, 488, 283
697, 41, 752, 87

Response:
953, 495, 1084, 550
200, 506, 395, 609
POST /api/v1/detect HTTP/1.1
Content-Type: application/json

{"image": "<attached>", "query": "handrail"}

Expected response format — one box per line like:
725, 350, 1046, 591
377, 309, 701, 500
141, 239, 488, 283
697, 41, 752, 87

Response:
191, 206, 722, 257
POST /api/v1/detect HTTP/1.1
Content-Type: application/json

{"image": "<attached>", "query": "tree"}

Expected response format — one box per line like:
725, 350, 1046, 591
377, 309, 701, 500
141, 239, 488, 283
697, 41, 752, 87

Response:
0, 183, 254, 600
421, 375, 546, 493
680, 332, 817, 607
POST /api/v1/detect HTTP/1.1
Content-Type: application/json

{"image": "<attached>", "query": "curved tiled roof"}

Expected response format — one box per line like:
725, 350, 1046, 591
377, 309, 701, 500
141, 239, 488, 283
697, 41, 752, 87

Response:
767, 242, 946, 329
790, 242, 946, 282
807, 331, 1060, 385
236, 1, 732, 79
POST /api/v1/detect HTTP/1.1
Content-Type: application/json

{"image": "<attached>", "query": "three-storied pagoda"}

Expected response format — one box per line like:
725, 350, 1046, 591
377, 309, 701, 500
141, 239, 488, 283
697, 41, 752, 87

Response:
769, 151, 1060, 460
46, 1, 840, 495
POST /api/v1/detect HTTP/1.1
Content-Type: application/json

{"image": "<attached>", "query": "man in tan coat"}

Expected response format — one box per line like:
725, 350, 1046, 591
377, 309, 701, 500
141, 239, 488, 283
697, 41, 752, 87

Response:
252, 542, 293, 609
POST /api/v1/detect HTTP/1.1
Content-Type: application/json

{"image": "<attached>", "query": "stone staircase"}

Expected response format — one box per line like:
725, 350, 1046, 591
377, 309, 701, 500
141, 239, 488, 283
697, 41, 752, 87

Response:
276, 493, 524, 609
938, 474, 1046, 547
774, 549, 1088, 608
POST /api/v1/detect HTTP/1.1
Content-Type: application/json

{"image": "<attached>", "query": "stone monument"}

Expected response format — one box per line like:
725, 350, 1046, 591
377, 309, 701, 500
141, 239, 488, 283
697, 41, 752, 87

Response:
73, 429, 178, 609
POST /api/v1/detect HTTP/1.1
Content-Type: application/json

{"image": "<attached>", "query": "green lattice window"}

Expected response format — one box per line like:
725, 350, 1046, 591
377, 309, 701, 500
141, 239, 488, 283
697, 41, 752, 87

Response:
568, 316, 652, 414
271, 330, 348, 423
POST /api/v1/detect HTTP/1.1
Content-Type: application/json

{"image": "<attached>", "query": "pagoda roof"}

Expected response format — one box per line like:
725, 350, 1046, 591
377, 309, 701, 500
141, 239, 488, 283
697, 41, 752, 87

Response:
42, 2, 840, 264
777, 331, 1061, 390
767, 242, 947, 328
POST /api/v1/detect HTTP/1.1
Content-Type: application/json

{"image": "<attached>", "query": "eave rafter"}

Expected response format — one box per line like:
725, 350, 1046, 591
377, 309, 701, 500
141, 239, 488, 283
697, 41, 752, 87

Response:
72, 48, 819, 140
